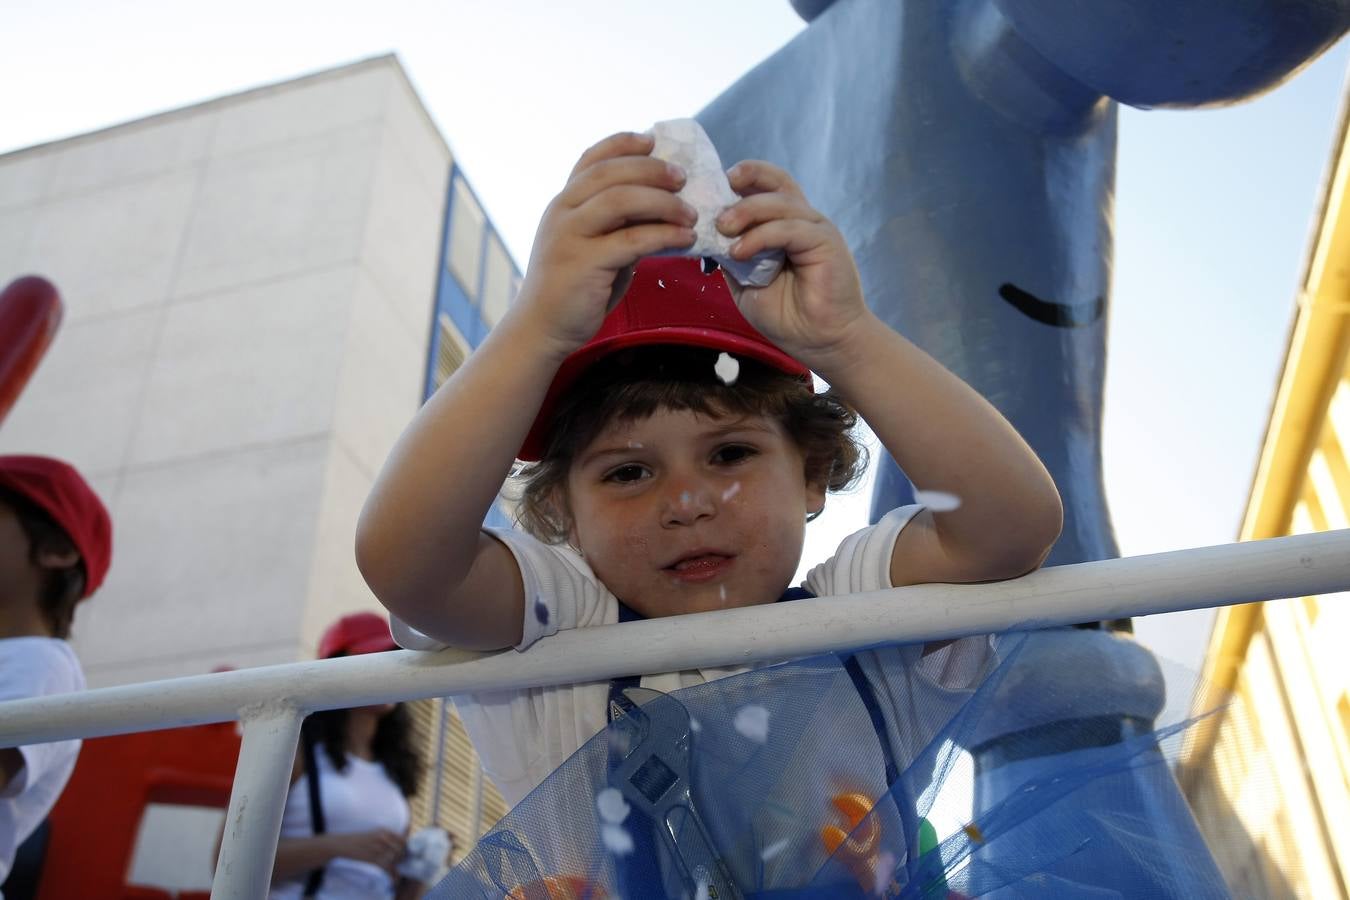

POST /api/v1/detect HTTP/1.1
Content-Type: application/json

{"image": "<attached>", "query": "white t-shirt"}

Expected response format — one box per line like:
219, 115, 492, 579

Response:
0, 637, 85, 884
269, 751, 411, 900
395, 505, 993, 808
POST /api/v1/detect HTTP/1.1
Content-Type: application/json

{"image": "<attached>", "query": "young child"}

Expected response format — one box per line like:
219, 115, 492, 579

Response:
0, 454, 111, 884
356, 131, 1063, 808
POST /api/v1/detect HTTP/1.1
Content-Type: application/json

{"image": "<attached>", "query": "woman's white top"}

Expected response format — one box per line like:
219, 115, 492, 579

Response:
269, 750, 410, 900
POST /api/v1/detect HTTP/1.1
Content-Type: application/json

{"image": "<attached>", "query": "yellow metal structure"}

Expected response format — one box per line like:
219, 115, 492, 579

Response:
1181, 86, 1350, 898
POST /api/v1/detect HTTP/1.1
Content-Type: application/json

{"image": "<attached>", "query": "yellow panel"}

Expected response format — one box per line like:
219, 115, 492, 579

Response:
1327, 381, 1350, 461
1318, 423, 1350, 500
1302, 480, 1332, 532
1244, 634, 1343, 896
1264, 603, 1350, 880
1308, 450, 1350, 530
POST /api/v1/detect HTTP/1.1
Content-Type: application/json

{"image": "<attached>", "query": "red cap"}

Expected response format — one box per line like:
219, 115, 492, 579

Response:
318, 611, 398, 659
518, 257, 809, 460
0, 455, 112, 598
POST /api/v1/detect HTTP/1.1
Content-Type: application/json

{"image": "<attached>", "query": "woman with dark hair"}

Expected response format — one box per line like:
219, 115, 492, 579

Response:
268, 612, 438, 900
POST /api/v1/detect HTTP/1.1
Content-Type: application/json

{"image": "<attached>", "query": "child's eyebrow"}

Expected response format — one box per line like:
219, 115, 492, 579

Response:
579, 419, 780, 468
576, 445, 640, 469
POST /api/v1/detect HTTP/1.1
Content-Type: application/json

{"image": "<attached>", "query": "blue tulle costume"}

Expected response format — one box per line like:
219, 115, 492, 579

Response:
429, 629, 1228, 899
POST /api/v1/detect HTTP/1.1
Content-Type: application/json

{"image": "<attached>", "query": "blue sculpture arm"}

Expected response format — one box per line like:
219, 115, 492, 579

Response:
700, 0, 1349, 568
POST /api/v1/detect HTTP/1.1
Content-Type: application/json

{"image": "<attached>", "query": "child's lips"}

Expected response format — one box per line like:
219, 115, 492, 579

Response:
665, 552, 735, 582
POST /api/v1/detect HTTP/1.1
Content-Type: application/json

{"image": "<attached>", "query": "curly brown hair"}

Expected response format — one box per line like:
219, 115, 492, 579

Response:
513, 346, 868, 543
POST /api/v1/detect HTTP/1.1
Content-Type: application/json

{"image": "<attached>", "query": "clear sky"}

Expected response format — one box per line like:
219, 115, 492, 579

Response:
4, 0, 1348, 675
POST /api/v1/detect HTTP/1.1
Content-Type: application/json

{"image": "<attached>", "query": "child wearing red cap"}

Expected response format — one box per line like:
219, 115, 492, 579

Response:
0, 455, 111, 884
357, 132, 1063, 806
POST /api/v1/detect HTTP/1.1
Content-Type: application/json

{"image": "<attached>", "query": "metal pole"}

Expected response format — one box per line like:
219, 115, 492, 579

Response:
3, 529, 1350, 748
471, 759, 485, 841
430, 698, 448, 824
210, 702, 304, 900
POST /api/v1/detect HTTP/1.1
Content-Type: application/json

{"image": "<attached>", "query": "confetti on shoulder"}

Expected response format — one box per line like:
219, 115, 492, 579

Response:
914, 489, 962, 513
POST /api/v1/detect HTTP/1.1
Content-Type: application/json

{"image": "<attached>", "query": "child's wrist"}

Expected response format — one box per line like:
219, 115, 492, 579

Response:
792, 309, 885, 379
496, 301, 585, 367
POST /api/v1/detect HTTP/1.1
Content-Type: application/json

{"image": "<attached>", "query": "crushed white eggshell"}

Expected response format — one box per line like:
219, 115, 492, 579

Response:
596, 787, 630, 824
714, 352, 740, 385
733, 704, 770, 744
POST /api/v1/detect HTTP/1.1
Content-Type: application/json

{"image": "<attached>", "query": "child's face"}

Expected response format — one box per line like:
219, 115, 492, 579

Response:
563, 406, 826, 619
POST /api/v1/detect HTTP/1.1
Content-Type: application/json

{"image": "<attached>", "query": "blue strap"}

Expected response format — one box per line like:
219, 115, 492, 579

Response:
608, 589, 901, 783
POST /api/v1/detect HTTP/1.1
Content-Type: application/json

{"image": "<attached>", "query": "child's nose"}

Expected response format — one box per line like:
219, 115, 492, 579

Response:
661, 482, 716, 527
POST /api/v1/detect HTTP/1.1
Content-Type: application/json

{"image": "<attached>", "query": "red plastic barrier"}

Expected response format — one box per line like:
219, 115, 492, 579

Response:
36, 722, 243, 900
0, 276, 62, 428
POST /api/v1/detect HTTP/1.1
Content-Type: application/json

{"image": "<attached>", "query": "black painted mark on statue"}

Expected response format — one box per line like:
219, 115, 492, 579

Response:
999, 283, 1104, 328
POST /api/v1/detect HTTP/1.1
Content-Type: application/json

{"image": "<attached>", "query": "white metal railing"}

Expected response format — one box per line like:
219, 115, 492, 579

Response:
2, 529, 1349, 897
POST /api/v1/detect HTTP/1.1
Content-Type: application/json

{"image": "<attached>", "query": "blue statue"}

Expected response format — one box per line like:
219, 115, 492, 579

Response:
701, 0, 1349, 570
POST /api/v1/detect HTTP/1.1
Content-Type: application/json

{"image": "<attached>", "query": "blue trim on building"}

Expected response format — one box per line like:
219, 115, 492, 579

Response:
425, 163, 525, 528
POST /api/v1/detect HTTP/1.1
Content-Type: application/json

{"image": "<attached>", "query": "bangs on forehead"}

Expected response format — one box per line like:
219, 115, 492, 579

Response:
544, 348, 801, 460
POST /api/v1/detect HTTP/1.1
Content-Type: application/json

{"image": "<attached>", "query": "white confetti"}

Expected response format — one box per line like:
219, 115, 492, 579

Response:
694, 877, 710, 900
760, 838, 790, 862
719, 584, 727, 604
714, 352, 740, 385
721, 482, 741, 501
873, 851, 897, 897
914, 489, 962, 513
690, 716, 702, 733
680, 491, 693, 506
734, 704, 770, 743
627, 441, 643, 449
601, 823, 634, 856
596, 787, 630, 824
658, 278, 667, 289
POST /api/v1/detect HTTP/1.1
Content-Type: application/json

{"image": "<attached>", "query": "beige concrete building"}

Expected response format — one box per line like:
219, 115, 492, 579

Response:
0, 56, 515, 887
1, 55, 457, 686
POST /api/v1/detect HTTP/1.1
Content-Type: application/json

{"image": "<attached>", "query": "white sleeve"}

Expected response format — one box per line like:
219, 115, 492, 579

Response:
804, 504, 995, 683
803, 505, 924, 597
390, 528, 615, 653
0, 640, 84, 799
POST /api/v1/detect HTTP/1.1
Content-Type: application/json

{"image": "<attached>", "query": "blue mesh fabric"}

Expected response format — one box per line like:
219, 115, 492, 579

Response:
430, 633, 1228, 899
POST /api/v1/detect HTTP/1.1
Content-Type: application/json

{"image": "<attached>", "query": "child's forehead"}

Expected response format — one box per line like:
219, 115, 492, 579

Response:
593, 405, 783, 442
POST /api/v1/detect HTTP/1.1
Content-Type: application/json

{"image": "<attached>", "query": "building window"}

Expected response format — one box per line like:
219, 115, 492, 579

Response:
480, 234, 515, 327
447, 177, 485, 298
433, 314, 469, 392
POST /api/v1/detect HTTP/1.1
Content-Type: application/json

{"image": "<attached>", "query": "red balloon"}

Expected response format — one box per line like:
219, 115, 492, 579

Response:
0, 275, 63, 427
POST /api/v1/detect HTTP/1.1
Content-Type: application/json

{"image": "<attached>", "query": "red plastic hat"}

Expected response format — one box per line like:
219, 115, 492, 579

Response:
0, 455, 111, 598
518, 257, 809, 460
318, 611, 398, 659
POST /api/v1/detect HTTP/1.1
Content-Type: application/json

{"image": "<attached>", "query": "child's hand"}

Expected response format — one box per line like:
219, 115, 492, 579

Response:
517, 132, 698, 358
716, 161, 872, 367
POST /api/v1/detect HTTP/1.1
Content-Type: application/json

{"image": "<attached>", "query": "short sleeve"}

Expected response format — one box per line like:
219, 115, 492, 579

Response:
803, 504, 994, 681
390, 528, 617, 654
803, 505, 924, 597
0, 639, 84, 799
